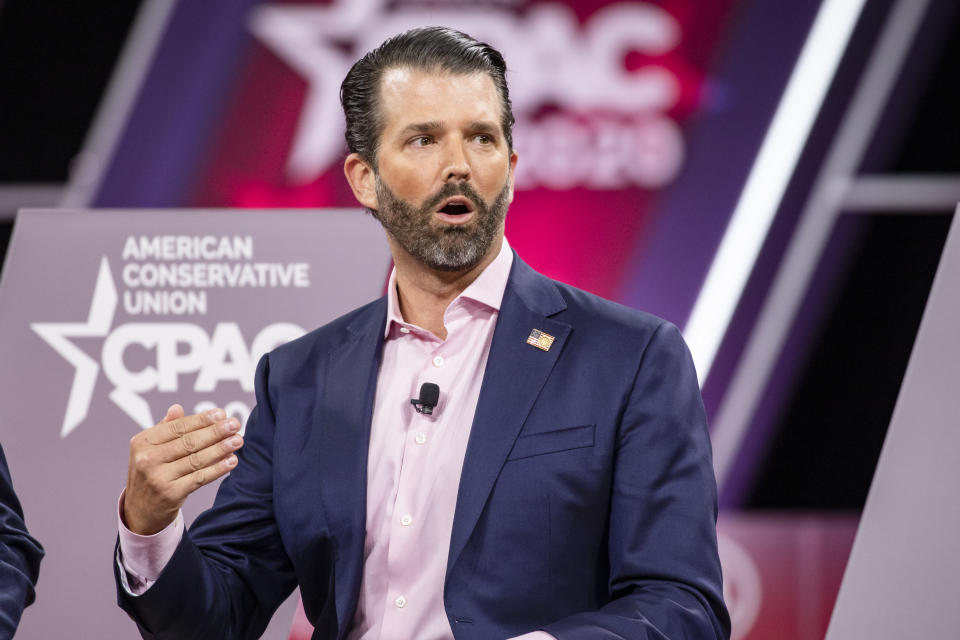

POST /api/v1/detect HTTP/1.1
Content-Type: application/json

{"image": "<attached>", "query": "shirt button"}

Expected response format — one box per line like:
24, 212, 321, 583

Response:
400, 514, 413, 526
400, 327, 411, 334
415, 433, 427, 445
395, 596, 407, 608
433, 355, 444, 367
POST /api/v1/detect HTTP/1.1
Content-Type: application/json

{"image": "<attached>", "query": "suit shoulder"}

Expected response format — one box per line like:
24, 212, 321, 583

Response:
509, 255, 675, 350
547, 279, 699, 382
552, 279, 669, 337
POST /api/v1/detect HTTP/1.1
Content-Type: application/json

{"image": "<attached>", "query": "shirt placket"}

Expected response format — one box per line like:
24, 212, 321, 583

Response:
380, 327, 454, 635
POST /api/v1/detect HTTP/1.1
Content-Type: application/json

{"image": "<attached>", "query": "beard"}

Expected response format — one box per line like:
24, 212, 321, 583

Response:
372, 173, 511, 272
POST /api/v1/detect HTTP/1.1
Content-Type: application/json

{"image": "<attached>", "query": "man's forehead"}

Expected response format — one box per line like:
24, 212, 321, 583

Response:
379, 65, 424, 90
378, 66, 499, 105
376, 67, 501, 137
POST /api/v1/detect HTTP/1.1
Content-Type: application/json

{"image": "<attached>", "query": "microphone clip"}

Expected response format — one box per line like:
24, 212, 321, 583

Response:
410, 382, 440, 415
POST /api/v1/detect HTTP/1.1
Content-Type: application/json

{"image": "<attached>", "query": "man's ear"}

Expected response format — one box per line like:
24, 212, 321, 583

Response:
506, 149, 518, 203
344, 153, 378, 210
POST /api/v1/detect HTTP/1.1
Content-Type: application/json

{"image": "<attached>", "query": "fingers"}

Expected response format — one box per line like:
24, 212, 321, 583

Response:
143, 408, 224, 446
155, 416, 242, 464
166, 431, 244, 481
171, 451, 239, 496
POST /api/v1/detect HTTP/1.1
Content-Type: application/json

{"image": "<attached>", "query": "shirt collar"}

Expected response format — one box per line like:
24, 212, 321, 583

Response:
384, 237, 514, 338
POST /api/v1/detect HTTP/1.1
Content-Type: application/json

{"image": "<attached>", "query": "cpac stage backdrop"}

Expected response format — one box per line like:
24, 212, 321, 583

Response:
5, 0, 936, 637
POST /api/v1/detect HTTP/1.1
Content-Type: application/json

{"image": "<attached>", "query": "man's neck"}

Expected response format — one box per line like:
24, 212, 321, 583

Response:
390, 236, 503, 340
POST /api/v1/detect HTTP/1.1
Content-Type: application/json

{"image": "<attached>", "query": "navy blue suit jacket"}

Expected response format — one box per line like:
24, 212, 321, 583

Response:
1, 444, 44, 638
117, 254, 729, 639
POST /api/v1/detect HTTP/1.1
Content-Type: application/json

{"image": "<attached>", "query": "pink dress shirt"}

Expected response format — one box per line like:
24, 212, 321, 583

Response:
119, 239, 553, 639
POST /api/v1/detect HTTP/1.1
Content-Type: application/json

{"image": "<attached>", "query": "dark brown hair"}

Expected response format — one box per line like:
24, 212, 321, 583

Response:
340, 26, 515, 166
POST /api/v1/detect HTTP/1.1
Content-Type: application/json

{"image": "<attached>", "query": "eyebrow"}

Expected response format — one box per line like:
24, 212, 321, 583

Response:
467, 121, 499, 134
396, 120, 501, 137
398, 121, 443, 137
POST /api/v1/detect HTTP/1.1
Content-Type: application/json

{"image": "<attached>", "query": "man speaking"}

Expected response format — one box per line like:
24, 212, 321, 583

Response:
115, 27, 730, 639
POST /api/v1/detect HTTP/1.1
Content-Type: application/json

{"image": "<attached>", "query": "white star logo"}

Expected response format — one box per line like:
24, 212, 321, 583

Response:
248, 0, 374, 183
31, 257, 117, 437
247, 0, 519, 183
247, 0, 681, 188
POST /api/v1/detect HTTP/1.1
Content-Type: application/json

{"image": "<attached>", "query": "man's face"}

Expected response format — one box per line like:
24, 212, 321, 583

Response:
350, 67, 517, 272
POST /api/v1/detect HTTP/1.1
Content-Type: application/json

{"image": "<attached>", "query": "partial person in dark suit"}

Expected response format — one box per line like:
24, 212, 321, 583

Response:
0, 444, 43, 638
115, 27, 729, 639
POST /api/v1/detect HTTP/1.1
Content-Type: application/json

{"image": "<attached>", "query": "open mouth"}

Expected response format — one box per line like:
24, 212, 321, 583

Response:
437, 197, 475, 216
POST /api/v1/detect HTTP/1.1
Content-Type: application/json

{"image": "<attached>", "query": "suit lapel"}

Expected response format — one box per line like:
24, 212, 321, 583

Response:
447, 257, 570, 575
312, 299, 386, 632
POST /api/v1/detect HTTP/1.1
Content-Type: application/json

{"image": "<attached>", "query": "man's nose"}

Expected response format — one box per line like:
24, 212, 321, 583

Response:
441, 140, 471, 182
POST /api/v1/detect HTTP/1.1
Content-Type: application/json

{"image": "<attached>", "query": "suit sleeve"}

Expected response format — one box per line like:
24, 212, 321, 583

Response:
115, 354, 298, 640
543, 322, 730, 639
0, 444, 44, 638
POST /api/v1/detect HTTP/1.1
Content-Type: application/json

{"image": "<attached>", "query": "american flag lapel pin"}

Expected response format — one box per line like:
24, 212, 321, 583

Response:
526, 328, 555, 351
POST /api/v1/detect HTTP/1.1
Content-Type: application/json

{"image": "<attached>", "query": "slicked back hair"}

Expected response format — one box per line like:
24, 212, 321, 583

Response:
340, 27, 515, 167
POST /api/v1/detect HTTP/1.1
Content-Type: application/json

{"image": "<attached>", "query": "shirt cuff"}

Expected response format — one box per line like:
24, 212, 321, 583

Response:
116, 489, 184, 595
508, 633, 557, 640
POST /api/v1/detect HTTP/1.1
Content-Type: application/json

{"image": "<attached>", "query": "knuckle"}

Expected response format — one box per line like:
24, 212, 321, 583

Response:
181, 433, 198, 453
188, 452, 203, 471
130, 431, 153, 450
192, 468, 206, 488
132, 451, 152, 470
167, 420, 185, 438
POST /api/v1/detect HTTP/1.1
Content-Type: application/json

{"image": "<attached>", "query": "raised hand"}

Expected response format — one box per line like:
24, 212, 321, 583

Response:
123, 404, 243, 535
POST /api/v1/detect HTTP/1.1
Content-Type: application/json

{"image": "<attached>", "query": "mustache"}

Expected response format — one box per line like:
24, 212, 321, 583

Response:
420, 181, 486, 214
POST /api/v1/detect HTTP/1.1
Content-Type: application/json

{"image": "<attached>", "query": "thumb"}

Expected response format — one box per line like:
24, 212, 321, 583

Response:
163, 404, 185, 422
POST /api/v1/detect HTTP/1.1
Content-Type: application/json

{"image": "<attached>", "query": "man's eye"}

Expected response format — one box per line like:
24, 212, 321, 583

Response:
411, 136, 432, 146
474, 134, 493, 144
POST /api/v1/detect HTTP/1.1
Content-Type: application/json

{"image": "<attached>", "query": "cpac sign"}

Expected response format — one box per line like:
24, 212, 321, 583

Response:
32, 253, 305, 437
250, 0, 685, 190
0, 209, 391, 640
12, 210, 392, 441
